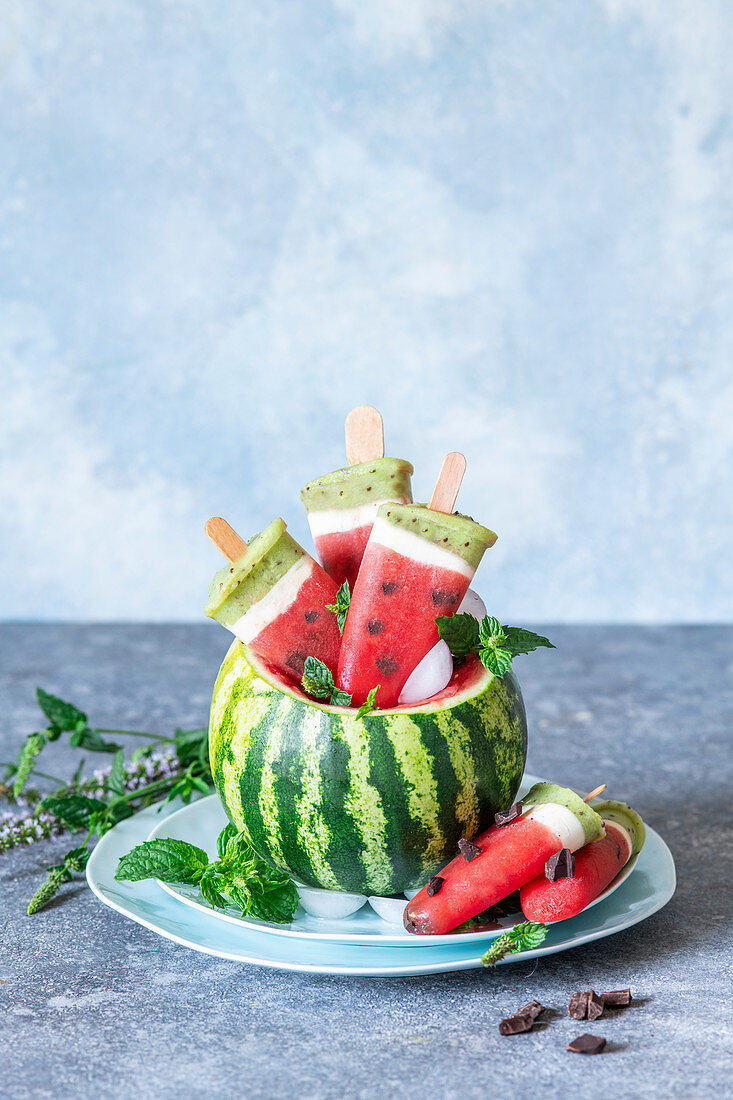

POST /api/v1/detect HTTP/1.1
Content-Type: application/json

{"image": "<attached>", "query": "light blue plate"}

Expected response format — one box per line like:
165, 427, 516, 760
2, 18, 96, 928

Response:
86, 791, 676, 976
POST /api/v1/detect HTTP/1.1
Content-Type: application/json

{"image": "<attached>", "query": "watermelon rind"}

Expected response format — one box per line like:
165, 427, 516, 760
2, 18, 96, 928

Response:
209, 640, 528, 895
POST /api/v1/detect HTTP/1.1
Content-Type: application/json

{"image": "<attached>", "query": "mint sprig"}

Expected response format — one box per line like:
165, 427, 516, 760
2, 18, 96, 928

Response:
301, 657, 352, 707
115, 824, 299, 924
481, 920, 548, 966
356, 686, 380, 720
325, 581, 351, 634
435, 614, 554, 677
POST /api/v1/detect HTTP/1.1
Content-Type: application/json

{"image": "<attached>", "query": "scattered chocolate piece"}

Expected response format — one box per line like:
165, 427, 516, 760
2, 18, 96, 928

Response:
426, 876, 444, 897
566, 1034, 607, 1055
499, 1014, 534, 1036
494, 802, 523, 827
587, 991, 605, 1021
545, 847, 575, 882
498, 1000, 545, 1035
458, 838, 482, 862
568, 992, 590, 1020
569, 990, 604, 1020
517, 1000, 545, 1021
601, 988, 632, 1006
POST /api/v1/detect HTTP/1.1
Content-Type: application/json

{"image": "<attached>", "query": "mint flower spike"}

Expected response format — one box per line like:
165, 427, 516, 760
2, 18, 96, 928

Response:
481, 921, 548, 966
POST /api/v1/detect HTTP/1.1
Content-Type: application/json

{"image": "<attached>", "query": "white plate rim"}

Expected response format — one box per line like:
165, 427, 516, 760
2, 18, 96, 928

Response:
85, 800, 677, 976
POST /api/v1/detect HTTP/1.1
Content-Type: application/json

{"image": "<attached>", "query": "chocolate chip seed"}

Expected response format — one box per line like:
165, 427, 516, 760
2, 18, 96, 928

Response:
545, 847, 576, 882
304, 610, 320, 623
426, 876, 444, 896
494, 802, 523, 827
458, 838, 482, 862
367, 619, 385, 635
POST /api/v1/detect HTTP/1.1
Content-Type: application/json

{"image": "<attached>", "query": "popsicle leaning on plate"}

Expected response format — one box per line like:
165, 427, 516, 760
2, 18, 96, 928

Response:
205, 517, 342, 683
300, 406, 414, 590
337, 453, 497, 708
403, 782, 606, 935
520, 800, 646, 923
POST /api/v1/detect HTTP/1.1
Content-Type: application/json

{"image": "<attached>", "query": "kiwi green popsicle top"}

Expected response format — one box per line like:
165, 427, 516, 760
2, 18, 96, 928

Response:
205, 518, 305, 627
376, 502, 497, 571
595, 799, 646, 857
523, 781, 606, 846
300, 458, 414, 512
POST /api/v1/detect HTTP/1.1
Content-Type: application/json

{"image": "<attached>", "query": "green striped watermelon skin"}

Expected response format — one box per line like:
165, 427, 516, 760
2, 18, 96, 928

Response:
209, 641, 527, 895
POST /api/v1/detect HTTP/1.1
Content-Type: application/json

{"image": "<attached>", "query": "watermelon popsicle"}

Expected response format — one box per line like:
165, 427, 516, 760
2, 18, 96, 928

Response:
403, 783, 606, 935
337, 453, 496, 707
520, 800, 646, 923
205, 517, 342, 684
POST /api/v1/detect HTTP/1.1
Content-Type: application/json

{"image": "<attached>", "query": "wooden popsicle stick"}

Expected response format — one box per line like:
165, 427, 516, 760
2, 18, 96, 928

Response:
345, 405, 384, 466
583, 784, 607, 803
428, 452, 467, 513
205, 517, 248, 562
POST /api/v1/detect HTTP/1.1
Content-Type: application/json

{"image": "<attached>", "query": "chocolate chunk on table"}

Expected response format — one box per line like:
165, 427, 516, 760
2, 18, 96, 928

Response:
498, 1000, 545, 1035
601, 988, 633, 1006
567, 1034, 607, 1055
568, 991, 590, 1020
569, 990, 605, 1020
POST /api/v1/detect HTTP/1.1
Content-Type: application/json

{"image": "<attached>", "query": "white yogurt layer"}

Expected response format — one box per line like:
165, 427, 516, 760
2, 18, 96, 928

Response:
230, 555, 315, 643
306, 499, 393, 538
524, 802, 587, 852
369, 516, 474, 579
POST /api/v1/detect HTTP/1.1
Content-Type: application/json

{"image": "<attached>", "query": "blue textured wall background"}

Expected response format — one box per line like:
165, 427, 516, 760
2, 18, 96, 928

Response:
2, 1, 731, 622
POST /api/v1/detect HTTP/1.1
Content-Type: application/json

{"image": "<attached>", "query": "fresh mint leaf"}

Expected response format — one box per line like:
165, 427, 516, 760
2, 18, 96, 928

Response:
174, 727, 209, 769
435, 613, 480, 658
477, 616, 513, 677
301, 656, 335, 699
69, 727, 122, 753
325, 581, 351, 634
115, 838, 209, 884
216, 823, 240, 861
502, 627, 556, 657
247, 878, 300, 924
36, 688, 87, 734
330, 687, 353, 707
199, 869, 229, 909
301, 657, 352, 707
107, 749, 126, 797
40, 793, 107, 832
479, 646, 514, 677
481, 920, 547, 966
356, 686, 380, 720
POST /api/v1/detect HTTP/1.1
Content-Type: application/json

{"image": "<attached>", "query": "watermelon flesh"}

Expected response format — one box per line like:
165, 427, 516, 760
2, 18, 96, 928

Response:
312, 524, 372, 591
404, 815, 562, 935
520, 821, 632, 923
246, 561, 342, 682
338, 542, 474, 707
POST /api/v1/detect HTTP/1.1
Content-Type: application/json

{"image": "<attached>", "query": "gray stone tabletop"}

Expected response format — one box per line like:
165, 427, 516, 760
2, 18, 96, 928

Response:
1, 625, 731, 1099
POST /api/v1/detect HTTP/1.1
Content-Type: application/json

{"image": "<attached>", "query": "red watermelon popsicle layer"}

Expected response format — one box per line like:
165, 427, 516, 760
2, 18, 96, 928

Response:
337, 503, 497, 708
205, 518, 342, 684
520, 800, 645, 923
403, 783, 606, 935
300, 458, 414, 590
